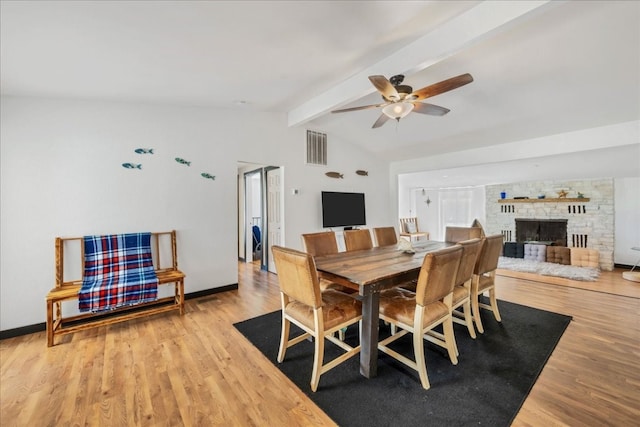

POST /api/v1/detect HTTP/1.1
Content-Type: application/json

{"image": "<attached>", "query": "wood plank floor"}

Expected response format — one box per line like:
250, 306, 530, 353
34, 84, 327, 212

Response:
1, 262, 639, 426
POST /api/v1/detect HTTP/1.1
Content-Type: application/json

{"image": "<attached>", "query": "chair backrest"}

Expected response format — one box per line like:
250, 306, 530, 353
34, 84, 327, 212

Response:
301, 231, 338, 257
344, 229, 373, 251
470, 219, 486, 237
414, 245, 462, 306
444, 226, 483, 243
474, 234, 504, 275
455, 238, 484, 286
399, 217, 420, 234
272, 246, 322, 309
373, 227, 398, 246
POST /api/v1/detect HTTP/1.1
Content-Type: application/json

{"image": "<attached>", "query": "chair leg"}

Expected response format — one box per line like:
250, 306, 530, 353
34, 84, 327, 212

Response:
413, 309, 430, 390
462, 300, 477, 339
472, 293, 485, 334
310, 332, 324, 392
277, 316, 290, 363
443, 316, 458, 365
390, 323, 397, 335
413, 327, 430, 390
489, 288, 502, 322
46, 300, 54, 347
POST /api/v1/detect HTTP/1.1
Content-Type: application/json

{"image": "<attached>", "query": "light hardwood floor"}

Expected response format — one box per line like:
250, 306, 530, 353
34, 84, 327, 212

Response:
1, 263, 639, 426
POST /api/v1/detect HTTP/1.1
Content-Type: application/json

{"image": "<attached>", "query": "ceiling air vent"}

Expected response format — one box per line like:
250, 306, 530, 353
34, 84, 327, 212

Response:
306, 130, 327, 165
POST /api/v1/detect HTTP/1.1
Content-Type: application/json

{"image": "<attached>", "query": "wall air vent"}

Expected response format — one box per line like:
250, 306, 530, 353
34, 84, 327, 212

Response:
306, 130, 327, 165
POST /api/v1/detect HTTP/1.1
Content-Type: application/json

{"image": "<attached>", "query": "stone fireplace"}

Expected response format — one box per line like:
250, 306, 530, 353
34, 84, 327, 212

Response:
515, 218, 567, 246
484, 178, 614, 270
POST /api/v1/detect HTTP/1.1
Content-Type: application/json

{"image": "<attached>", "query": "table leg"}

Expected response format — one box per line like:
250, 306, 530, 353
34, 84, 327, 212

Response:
360, 291, 380, 378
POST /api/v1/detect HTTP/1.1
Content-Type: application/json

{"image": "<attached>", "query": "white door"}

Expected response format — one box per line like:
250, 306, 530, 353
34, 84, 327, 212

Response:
267, 168, 283, 273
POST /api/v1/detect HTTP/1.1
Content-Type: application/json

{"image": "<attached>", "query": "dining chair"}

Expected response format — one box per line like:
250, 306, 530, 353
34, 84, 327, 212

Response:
373, 226, 398, 246
470, 218, 486, 237
399, 217, 429, 242
450, 238, 484, 345
444, 226, 483, 243
301, 231, 355, 295
471, 234, 504, 334
301, 231, 339, 257
272, 246, 362, 392
344, 229, 373, 251
377, 245, 463, 390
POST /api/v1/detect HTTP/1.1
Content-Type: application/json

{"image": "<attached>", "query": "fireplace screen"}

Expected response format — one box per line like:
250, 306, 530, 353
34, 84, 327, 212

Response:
515, 219, 567, 246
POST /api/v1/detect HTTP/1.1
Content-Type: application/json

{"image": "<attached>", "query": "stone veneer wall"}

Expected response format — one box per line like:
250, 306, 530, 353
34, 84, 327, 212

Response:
485, 178, 614, 270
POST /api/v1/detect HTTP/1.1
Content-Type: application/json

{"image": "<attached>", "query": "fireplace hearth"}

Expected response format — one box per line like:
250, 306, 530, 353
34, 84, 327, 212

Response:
515, 218, 567, 246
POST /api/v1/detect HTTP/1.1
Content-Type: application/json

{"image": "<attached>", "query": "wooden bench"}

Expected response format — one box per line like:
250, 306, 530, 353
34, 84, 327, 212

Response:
46, 230, 185, 346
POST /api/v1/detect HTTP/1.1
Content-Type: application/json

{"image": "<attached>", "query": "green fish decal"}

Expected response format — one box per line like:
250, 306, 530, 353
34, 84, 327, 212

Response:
201, 173, 216, 180
135, 148, 154, 154
175, 157, 191, 166
122, 163, 142, 169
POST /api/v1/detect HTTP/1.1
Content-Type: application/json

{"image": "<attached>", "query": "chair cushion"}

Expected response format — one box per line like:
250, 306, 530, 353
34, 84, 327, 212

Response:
285, 289, 361, 330
379, 288, 448, 328
570, 248, 600, 268
546, 246, 571, 265
405, 222, 417, 233
524, 244, 547, 262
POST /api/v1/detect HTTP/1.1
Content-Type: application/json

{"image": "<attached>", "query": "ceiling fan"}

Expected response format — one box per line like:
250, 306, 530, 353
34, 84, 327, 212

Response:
331, 73, 473, 128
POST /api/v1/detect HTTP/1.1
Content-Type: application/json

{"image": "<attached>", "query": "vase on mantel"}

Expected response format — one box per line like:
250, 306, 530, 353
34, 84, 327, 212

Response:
500, 191, 506, 199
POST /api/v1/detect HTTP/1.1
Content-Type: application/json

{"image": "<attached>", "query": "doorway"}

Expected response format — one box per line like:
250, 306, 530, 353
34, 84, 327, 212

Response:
237, 162, 283, 273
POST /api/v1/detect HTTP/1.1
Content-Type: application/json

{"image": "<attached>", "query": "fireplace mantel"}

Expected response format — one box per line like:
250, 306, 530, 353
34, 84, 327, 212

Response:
498, 198, 590, 203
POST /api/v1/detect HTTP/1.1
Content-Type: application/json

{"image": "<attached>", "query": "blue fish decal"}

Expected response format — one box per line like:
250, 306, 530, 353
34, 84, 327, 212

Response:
122, 163, 142, 169
201, 173, 216, 180
175, 157, 191, 166
135, 148, 154, 154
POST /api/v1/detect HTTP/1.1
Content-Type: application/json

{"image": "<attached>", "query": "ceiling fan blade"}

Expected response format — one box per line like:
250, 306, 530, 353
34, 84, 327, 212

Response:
369, 75, 400, 101
332, 103, 388, 114
412, 102, 450, 116
372, 113, 391, 129
410, 73, 474, 101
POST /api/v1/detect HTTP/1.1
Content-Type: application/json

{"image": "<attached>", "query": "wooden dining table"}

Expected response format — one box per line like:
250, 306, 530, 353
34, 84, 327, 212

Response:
314, 240, 455, 378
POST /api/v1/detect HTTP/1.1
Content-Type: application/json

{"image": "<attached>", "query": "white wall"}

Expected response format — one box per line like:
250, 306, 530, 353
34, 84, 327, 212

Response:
0, 96, 390, 330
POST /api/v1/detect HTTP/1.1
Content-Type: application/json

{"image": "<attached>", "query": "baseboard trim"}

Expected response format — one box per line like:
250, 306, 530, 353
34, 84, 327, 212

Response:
0, 283, 239, 340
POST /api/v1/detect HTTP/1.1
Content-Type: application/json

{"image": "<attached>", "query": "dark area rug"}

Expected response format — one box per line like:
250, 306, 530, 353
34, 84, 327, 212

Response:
234, 299, 571, 427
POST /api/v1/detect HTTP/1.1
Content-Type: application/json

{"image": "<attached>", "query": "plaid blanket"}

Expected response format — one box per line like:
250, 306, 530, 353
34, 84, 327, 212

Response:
79, 232, 158, 312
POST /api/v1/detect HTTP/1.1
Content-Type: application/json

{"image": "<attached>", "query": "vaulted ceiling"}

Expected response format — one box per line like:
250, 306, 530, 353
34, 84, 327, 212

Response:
2, 1, 639, 167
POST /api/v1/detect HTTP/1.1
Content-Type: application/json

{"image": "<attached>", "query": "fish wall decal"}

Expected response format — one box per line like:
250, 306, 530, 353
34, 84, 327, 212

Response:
122, 163, 142, 169
356, 170, 368, 176
135, 148, 154, 154
325, 172, 344, 179
175, 157, 191, 166
201, 173, 216, 180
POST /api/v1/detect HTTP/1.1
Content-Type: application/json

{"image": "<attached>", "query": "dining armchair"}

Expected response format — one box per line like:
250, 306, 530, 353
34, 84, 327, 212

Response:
344, 229, 373, 251
471, 234, 504, 334
373, 226, 398, 246
272, 246, 362, 392
377, 245, 463, 390
399, 217, 429, 242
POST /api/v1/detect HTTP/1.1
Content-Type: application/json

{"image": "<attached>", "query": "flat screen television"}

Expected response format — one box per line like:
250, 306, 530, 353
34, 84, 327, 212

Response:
321, 191, 366, 228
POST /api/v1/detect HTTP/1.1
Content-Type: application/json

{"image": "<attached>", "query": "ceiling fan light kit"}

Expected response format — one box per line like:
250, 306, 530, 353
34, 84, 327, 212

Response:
382, 102, 414, 120
331, 72, 473, 128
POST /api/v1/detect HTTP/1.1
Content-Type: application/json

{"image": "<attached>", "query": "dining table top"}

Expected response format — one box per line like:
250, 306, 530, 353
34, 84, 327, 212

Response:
314, 240, 456, 291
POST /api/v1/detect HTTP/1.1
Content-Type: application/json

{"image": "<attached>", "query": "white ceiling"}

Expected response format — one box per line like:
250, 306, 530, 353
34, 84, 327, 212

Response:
2, 1, 639, 179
